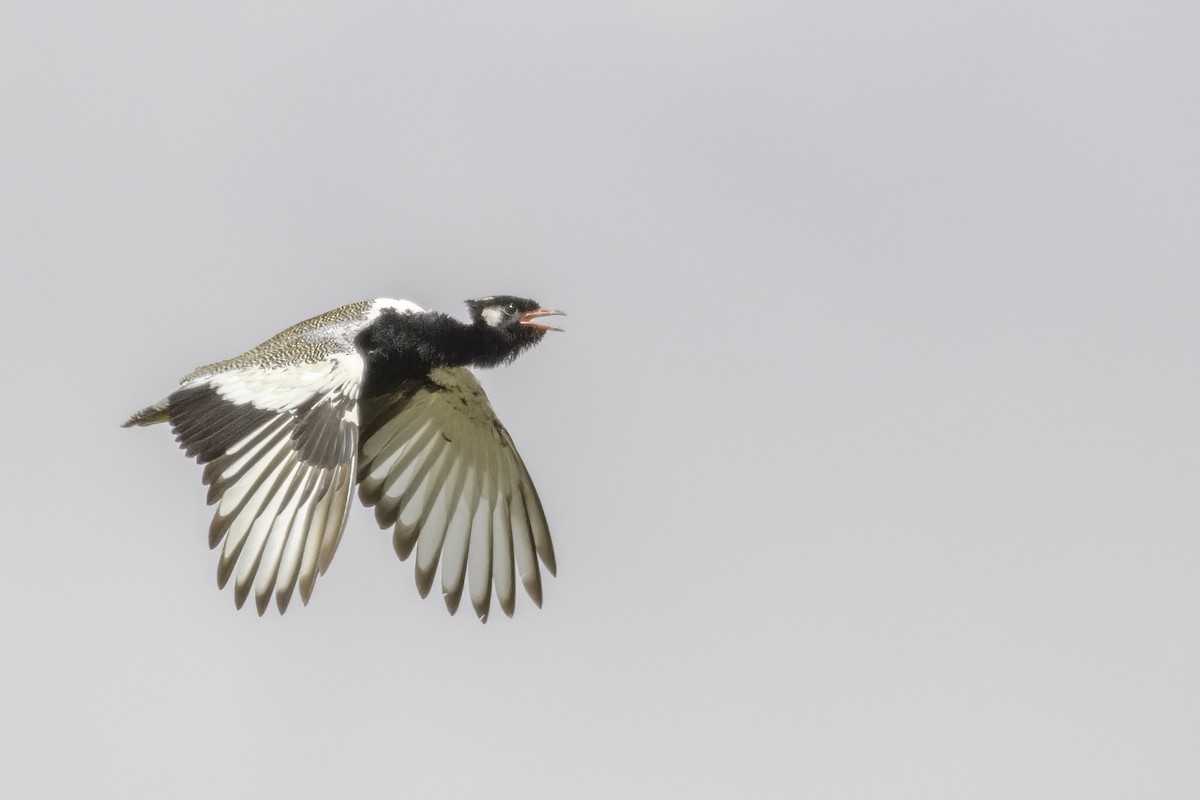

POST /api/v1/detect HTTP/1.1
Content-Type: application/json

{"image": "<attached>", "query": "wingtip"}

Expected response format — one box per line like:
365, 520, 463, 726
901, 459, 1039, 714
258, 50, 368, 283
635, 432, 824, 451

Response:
208, 517, 229, 550
299, 575, 315, 605
521, 571, 543, 608
540, 546, 557, 577
415, 565, 436, 598
123, 402, 171, 428
374, 503, 400, 530
216, 560, 234, 590
471, 595, 492, 623
443, 587, 464, 615
392, 525, 418, 561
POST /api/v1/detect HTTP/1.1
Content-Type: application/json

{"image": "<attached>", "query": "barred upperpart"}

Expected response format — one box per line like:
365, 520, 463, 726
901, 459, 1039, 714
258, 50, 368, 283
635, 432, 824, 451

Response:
181, 299, 379, 382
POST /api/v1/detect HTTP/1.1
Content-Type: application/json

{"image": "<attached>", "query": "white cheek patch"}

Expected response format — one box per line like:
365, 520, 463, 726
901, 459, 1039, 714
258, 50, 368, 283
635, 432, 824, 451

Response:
481, 307, 506, 327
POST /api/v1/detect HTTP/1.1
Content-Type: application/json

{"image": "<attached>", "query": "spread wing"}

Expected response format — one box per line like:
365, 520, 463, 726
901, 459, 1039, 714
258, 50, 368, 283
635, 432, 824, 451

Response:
167, 354, 363, 614
357, 366, 556, 621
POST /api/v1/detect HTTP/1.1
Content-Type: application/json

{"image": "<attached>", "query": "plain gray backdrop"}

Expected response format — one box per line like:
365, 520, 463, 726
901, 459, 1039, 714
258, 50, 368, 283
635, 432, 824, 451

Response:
3, 2, 1198, 797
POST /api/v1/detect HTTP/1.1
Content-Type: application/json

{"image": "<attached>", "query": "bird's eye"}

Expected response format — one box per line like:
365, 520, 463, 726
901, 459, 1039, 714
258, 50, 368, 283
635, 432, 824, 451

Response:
506, 303, 517, 314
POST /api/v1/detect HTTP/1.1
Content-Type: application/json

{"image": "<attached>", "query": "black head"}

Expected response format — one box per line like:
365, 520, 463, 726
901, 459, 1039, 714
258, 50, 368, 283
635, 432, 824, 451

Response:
465, 295, 566, 334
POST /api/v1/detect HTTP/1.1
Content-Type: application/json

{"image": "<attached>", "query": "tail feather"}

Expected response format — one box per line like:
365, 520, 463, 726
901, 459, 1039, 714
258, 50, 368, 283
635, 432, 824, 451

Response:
123, 399, 171, 428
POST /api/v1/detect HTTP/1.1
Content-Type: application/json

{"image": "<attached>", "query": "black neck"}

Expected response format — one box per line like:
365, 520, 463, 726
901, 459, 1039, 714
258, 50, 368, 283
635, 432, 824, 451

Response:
356, 309, 537, 396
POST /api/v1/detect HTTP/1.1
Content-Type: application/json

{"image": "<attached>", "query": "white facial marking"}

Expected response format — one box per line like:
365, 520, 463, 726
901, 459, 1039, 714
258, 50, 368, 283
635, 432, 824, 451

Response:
481, 306, 506, 327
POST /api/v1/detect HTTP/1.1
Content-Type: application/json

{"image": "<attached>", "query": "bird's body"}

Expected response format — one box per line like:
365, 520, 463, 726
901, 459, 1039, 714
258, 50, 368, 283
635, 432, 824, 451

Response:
125, 296, 562, 621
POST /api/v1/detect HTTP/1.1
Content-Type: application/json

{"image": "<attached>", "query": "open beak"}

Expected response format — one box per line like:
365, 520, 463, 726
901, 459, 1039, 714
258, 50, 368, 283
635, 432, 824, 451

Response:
519, 308, 566, 332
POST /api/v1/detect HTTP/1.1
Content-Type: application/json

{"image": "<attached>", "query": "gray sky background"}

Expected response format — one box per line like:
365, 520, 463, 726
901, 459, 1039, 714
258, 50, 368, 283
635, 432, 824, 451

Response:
3, 2, 1198, 797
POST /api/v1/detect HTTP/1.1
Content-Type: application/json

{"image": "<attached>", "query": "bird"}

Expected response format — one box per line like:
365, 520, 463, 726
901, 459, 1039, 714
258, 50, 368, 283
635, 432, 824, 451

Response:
123, 296, 564, 621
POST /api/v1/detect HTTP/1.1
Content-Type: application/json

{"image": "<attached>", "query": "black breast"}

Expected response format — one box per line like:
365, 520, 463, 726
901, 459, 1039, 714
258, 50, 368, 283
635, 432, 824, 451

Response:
356, 308, 456, 397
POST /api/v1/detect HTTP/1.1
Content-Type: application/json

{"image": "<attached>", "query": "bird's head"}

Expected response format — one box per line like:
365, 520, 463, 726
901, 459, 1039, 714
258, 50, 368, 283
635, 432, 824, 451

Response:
466, 295, 565, 338
459, 295, 565, 368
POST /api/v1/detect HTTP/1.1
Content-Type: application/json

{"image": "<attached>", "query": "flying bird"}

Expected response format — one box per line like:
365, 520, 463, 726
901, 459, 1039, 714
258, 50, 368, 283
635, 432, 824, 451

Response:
124, 296, 563, 621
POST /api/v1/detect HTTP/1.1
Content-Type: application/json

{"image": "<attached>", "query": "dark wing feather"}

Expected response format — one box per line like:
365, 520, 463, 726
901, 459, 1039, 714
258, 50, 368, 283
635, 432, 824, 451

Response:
168, 355, 363, 614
